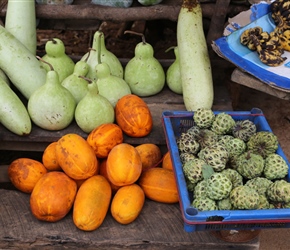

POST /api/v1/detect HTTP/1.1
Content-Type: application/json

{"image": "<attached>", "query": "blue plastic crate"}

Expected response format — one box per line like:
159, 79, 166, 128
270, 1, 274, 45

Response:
162, 108, 290, 232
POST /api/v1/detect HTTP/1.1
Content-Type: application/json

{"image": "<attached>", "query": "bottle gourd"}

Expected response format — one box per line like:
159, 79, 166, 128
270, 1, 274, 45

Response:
177, 0, 214, 111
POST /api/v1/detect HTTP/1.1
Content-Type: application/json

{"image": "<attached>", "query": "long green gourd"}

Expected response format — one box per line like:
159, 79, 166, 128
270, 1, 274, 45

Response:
0, 25, 46, 100
0, 77, 31, 136
177, 0, 214, 111
5, 0, 37, 55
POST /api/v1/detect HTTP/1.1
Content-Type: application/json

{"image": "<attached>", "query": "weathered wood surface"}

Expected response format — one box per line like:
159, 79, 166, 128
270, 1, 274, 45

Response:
0, 84, 232, 152
231, 68, 290, 100
0, 189, 260, 250
0, 0, 248, 22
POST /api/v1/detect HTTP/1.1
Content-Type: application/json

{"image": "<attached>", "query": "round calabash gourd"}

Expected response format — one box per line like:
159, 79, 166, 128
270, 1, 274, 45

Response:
27, 63, 76, 131
106, 143, 142, 186
87, 123, 123, 158
61, 60, 89, 104
124, 32, 165, 97
55, 133, 99, 180
115, 94, 153, 137
73, 175, 112, 231
8, 158, 48, 193
80, 30, 123, 80
74, 80, 115, 134
111, 183, 145, 225
99, 159, 121, 193
40, 38, 75, 82
162, 151, 174, 171
30, 171, 77, 222
42, 141, 62, 171
138, 167, 179, 204
166, 46, 182, 95
135, 143, 162, 171
95, 62, 131, 108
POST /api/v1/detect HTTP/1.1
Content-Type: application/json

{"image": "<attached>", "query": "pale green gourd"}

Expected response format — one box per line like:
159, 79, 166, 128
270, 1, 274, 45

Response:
124, 31, 165, 97
0, 77, 31, 136
28, 60, 76, 131
177, 0, 214, 111
0, 25, 46, 100
61, 60, 89, 104
91, 0, 133, 7
137, 0, 163, 6
166, 46, 182, 95
80, 31, 123, 81
75, 79, 115, 134
96, 62, 131, 107
40, 38, 75, 82
5, 0, 37, 55
0, 69, 10, 86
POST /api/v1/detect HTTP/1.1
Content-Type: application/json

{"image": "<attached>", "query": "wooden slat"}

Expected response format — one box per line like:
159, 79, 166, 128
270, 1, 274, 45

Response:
0, 189, 260, 249
0, 83, 232, 152
231, 68, 290, 100
0, 0, 248, 22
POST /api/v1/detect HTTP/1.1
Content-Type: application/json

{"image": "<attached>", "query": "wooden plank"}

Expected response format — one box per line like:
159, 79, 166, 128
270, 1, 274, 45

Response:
0, 165, 9, 183
0, 189, 260, 249
230, 68, 290, 100
0, 0, 248, 22
0, 84, 232, 152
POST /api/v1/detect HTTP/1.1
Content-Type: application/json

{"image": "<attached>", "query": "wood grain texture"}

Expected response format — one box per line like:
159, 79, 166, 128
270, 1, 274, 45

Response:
0, 83, 232, 152
0, 189, 259, 249
0, 0, 248, 22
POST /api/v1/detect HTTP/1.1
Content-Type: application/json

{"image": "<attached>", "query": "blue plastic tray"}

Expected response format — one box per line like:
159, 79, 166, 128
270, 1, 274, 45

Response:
162, 108, 290, 232
213, 3, 290, 90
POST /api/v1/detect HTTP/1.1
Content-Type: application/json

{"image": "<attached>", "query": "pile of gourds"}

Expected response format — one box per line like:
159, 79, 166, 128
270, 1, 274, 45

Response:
7, 123, 178, 231
0, 0, 214, 136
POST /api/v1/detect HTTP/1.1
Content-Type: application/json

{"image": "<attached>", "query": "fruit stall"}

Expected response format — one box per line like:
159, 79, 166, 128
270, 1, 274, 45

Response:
2, 0, 290, 249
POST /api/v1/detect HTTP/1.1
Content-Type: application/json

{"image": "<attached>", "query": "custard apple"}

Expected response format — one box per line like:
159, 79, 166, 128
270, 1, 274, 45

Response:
177, 132, 200, 154
245, 177, 273, 196
266, 179, 290, 204
263, 153, 289, 180
206, 172, 232, 200
187, 125, 200, 137
179, 152, 196, 164
247, 131, 278, 158
182, 158, 206, 185
192, 197, 218, 211
193, 108, 215, 129
186, 179, 196, 192
217, 197, 233, 210
230, 185, 260, 210
236, 152, 264, 179
258, 195, 270, 209
221, 168, 243, 189
195, 129, 219, 149
226, 137, 247, 158
218, 135, 234, 146
193, 180, 207, 199
211, 112, 235, 135
232, 119, 256, 142
198, 143, 229, 172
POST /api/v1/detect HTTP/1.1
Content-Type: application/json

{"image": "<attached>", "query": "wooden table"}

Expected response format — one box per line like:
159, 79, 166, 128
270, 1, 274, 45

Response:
0, 84, 232, 152
0, 189, 260, 250
0, 83, 261, 249
230, 68, 290, 108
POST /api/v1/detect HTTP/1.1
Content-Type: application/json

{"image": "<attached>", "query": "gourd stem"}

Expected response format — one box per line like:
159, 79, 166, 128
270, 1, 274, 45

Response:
124, 30, 146, 44
97, 33, 102, 64
84, 48, 94, 62
165, 46, 176, 53
36, 55, 54, 71
79, 75, 92, 84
